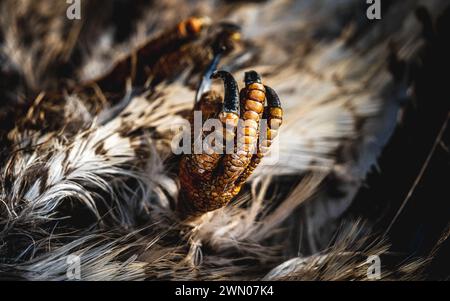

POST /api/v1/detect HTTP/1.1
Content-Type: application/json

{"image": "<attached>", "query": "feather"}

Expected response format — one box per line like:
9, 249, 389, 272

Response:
0, 0, 448, 281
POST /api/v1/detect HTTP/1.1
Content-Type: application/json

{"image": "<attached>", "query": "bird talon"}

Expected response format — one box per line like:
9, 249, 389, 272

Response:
178, 69, 283, 219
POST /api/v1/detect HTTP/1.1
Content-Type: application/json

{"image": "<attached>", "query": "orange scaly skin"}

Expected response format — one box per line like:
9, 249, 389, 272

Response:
80, 17, 211, 95
56, 17, 213, 120
235, 98, 283, 188
178, 71, 283, 219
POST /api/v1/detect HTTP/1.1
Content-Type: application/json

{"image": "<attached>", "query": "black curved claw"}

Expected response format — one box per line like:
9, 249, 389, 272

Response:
211, 70, 240, 115
264, 85, 282, 108
195, 52, 223, 103
244, 70, 262, 86
195, 22, 241, 103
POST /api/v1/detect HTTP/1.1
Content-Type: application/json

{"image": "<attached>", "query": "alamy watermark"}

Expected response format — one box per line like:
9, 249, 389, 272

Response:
170, 111, 280, 165
66, 0, 81, 20
366, 0, 381, 20
366, 255, 381, 280
66, 254, 81, 280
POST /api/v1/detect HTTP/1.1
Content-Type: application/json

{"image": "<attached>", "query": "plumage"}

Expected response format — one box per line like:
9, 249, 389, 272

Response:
0, 0, 448, 280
